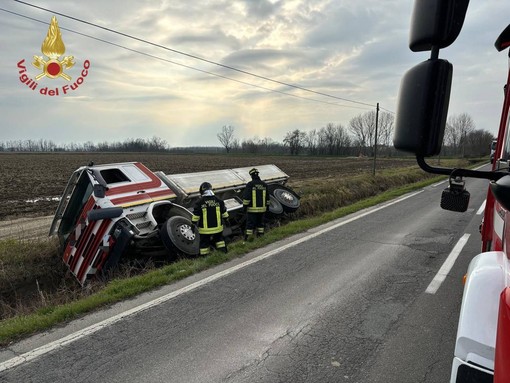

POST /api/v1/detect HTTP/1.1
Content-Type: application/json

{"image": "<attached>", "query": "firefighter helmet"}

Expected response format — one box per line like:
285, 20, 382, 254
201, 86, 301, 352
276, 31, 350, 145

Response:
249, 168, 259, 177
199, 182, 212, 195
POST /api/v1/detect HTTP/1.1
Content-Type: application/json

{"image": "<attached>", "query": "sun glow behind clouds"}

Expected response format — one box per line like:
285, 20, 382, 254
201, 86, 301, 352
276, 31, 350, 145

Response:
0, 0, 507, 146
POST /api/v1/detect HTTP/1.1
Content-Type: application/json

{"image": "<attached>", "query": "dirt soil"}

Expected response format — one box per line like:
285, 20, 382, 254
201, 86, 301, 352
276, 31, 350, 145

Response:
0, 152, 416, 220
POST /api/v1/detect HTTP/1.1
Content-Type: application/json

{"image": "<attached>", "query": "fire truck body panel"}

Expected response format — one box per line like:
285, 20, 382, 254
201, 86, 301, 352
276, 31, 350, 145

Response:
451, 251, 510, 382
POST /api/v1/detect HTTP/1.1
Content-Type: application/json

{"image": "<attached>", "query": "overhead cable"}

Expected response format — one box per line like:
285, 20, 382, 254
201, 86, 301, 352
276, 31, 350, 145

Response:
1, 7, 373, 110
13, 0, 377, 108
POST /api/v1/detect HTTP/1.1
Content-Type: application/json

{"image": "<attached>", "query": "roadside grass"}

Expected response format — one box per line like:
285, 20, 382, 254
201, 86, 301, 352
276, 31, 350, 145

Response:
0, 159, 478, 346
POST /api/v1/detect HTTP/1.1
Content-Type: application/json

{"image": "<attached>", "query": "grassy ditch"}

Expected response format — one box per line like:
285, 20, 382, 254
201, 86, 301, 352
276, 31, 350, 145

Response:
0, 161, 474, 346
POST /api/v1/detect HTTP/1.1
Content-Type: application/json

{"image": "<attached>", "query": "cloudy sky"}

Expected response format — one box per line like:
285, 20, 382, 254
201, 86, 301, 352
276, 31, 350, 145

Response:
1, 0, 508, 147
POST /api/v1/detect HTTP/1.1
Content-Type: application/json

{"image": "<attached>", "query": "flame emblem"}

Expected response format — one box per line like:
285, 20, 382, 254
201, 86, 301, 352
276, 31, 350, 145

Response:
32, 16, 75, 81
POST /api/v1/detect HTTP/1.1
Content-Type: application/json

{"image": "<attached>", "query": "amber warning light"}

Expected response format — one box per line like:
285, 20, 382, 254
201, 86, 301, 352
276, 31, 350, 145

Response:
16, 16, 91, 96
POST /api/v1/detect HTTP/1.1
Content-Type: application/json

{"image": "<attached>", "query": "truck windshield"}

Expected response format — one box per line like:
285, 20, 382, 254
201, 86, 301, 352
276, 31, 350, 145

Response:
56, 170, 93, 241
501, 113, 510, 160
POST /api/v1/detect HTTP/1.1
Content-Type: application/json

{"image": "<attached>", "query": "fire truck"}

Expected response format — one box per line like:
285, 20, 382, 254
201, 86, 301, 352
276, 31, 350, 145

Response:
491, 139, 497, 164
394, 0, 510, 381
49, 163, 299, 286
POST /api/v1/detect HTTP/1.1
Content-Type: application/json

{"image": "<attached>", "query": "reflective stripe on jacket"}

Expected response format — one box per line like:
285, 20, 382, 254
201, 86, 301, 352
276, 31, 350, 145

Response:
192, 195, 229, 234
242, 179, 269, 213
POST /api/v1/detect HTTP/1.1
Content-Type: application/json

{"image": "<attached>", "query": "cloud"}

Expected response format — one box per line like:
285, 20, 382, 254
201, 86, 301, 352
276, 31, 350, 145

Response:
0, 0, 507, 147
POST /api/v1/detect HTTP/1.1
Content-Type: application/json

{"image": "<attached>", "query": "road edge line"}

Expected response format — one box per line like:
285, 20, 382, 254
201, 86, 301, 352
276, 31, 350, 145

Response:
425, 233, 471, 295
0, 189, 424, 373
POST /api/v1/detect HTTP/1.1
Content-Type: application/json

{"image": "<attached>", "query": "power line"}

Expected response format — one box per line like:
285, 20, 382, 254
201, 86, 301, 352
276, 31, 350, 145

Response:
1, 7, 373, 111
13, 0, 376, 109
379, 106, 395, 114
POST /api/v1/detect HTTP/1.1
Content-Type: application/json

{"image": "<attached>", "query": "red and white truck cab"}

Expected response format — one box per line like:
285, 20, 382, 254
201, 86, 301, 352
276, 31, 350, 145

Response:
394, 0, 510, 381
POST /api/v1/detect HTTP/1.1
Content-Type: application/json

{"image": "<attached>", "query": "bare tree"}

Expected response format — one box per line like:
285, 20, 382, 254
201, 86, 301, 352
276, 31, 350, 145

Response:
447, 113, 475, 156
231, 138, 240, 152
349, 112, 374, 155
349, 114, 368, 155
349, 111, 393, 156
241, 138, 258, 154
217, 125, 235, 153
377, 112, 395, 156
321, 123, 337, 155
283, 129, 306, 155
305, 129, 319, 155
148, 136, 168, 151
334, 124, 351, 154
465, 129, 494, 157
316, 123, 351, 155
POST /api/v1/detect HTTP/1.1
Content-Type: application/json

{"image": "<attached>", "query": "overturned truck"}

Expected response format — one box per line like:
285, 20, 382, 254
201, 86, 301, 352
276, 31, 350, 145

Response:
49, 162, 300, 285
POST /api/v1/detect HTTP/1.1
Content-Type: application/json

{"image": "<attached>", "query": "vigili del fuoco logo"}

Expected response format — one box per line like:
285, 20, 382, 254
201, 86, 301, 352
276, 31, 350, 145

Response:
16, 16, 91, 96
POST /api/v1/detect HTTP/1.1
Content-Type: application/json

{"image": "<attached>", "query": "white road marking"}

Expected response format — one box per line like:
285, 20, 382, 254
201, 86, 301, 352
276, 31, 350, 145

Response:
477, 200, 486, 215
425, 233, 471, 294
0, 190, 424, 373
431, 180, 447, 188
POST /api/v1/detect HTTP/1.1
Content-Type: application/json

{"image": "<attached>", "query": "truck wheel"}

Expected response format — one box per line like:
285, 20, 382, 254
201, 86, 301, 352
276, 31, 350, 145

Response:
160, 216, 199, 257
268, 195, 284, 215
268, 185, 300, 213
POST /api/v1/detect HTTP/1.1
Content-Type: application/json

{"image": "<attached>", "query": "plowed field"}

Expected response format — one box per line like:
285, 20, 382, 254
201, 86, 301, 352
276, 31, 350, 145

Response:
0, 152, 417, 219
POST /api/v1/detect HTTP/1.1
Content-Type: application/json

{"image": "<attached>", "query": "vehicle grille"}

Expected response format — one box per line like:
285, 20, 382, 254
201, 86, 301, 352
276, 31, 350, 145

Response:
136, 221, 151, 229
126, 212, 146, 220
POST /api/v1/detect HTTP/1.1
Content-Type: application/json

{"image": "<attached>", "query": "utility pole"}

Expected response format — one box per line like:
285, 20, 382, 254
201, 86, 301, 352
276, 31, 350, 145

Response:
372, 102, 379, 176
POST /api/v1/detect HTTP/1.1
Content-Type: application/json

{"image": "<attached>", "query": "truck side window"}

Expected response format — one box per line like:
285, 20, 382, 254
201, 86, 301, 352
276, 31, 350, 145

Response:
100, 169, 130, 184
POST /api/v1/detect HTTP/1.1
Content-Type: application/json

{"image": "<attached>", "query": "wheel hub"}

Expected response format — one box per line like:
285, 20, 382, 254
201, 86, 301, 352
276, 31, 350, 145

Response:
179, 224, 196, 241
281, 191, 294, 202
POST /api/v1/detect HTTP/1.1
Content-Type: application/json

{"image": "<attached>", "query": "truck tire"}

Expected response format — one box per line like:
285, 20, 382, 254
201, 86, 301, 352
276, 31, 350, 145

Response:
268, 185, 300, 213
160, 216, 199, 257
267, 195, 284, 215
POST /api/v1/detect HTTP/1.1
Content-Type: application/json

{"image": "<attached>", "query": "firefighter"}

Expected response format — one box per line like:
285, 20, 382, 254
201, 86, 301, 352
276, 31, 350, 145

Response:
243, 168, 270, 241
192, 182, 229, 255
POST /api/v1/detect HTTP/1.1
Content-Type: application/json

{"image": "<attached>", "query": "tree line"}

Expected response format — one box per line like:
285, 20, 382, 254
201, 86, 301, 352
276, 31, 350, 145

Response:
218, 111, 494, 158
0, 136, 169, 153
2, 112, 493, 157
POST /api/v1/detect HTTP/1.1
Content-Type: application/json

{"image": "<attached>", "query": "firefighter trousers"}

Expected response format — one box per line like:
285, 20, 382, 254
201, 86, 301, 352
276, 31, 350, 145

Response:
245, 212, 265, 240
199, 231, 227, 255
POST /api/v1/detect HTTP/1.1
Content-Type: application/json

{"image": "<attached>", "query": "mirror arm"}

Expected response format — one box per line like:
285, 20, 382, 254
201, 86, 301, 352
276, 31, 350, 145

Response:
430, 46, 440, 60
416, 155, 506, 181
416, 155, 452, 175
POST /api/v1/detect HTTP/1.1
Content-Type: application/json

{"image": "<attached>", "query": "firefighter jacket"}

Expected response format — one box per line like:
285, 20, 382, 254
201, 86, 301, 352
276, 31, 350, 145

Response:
192, 195, 229, 235
243, 178, 270, 213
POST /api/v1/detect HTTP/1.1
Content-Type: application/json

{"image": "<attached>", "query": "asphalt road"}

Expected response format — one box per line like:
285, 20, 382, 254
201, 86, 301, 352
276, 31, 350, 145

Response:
0, 172, 489, 383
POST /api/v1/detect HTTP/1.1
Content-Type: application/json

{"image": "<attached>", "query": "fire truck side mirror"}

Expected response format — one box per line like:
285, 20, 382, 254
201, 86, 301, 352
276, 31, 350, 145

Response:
490, 176, 510, 211
93, 184, 107, 198
394, 59, 453, 157
409, 0, 469, 52
495, 24, 510, 52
